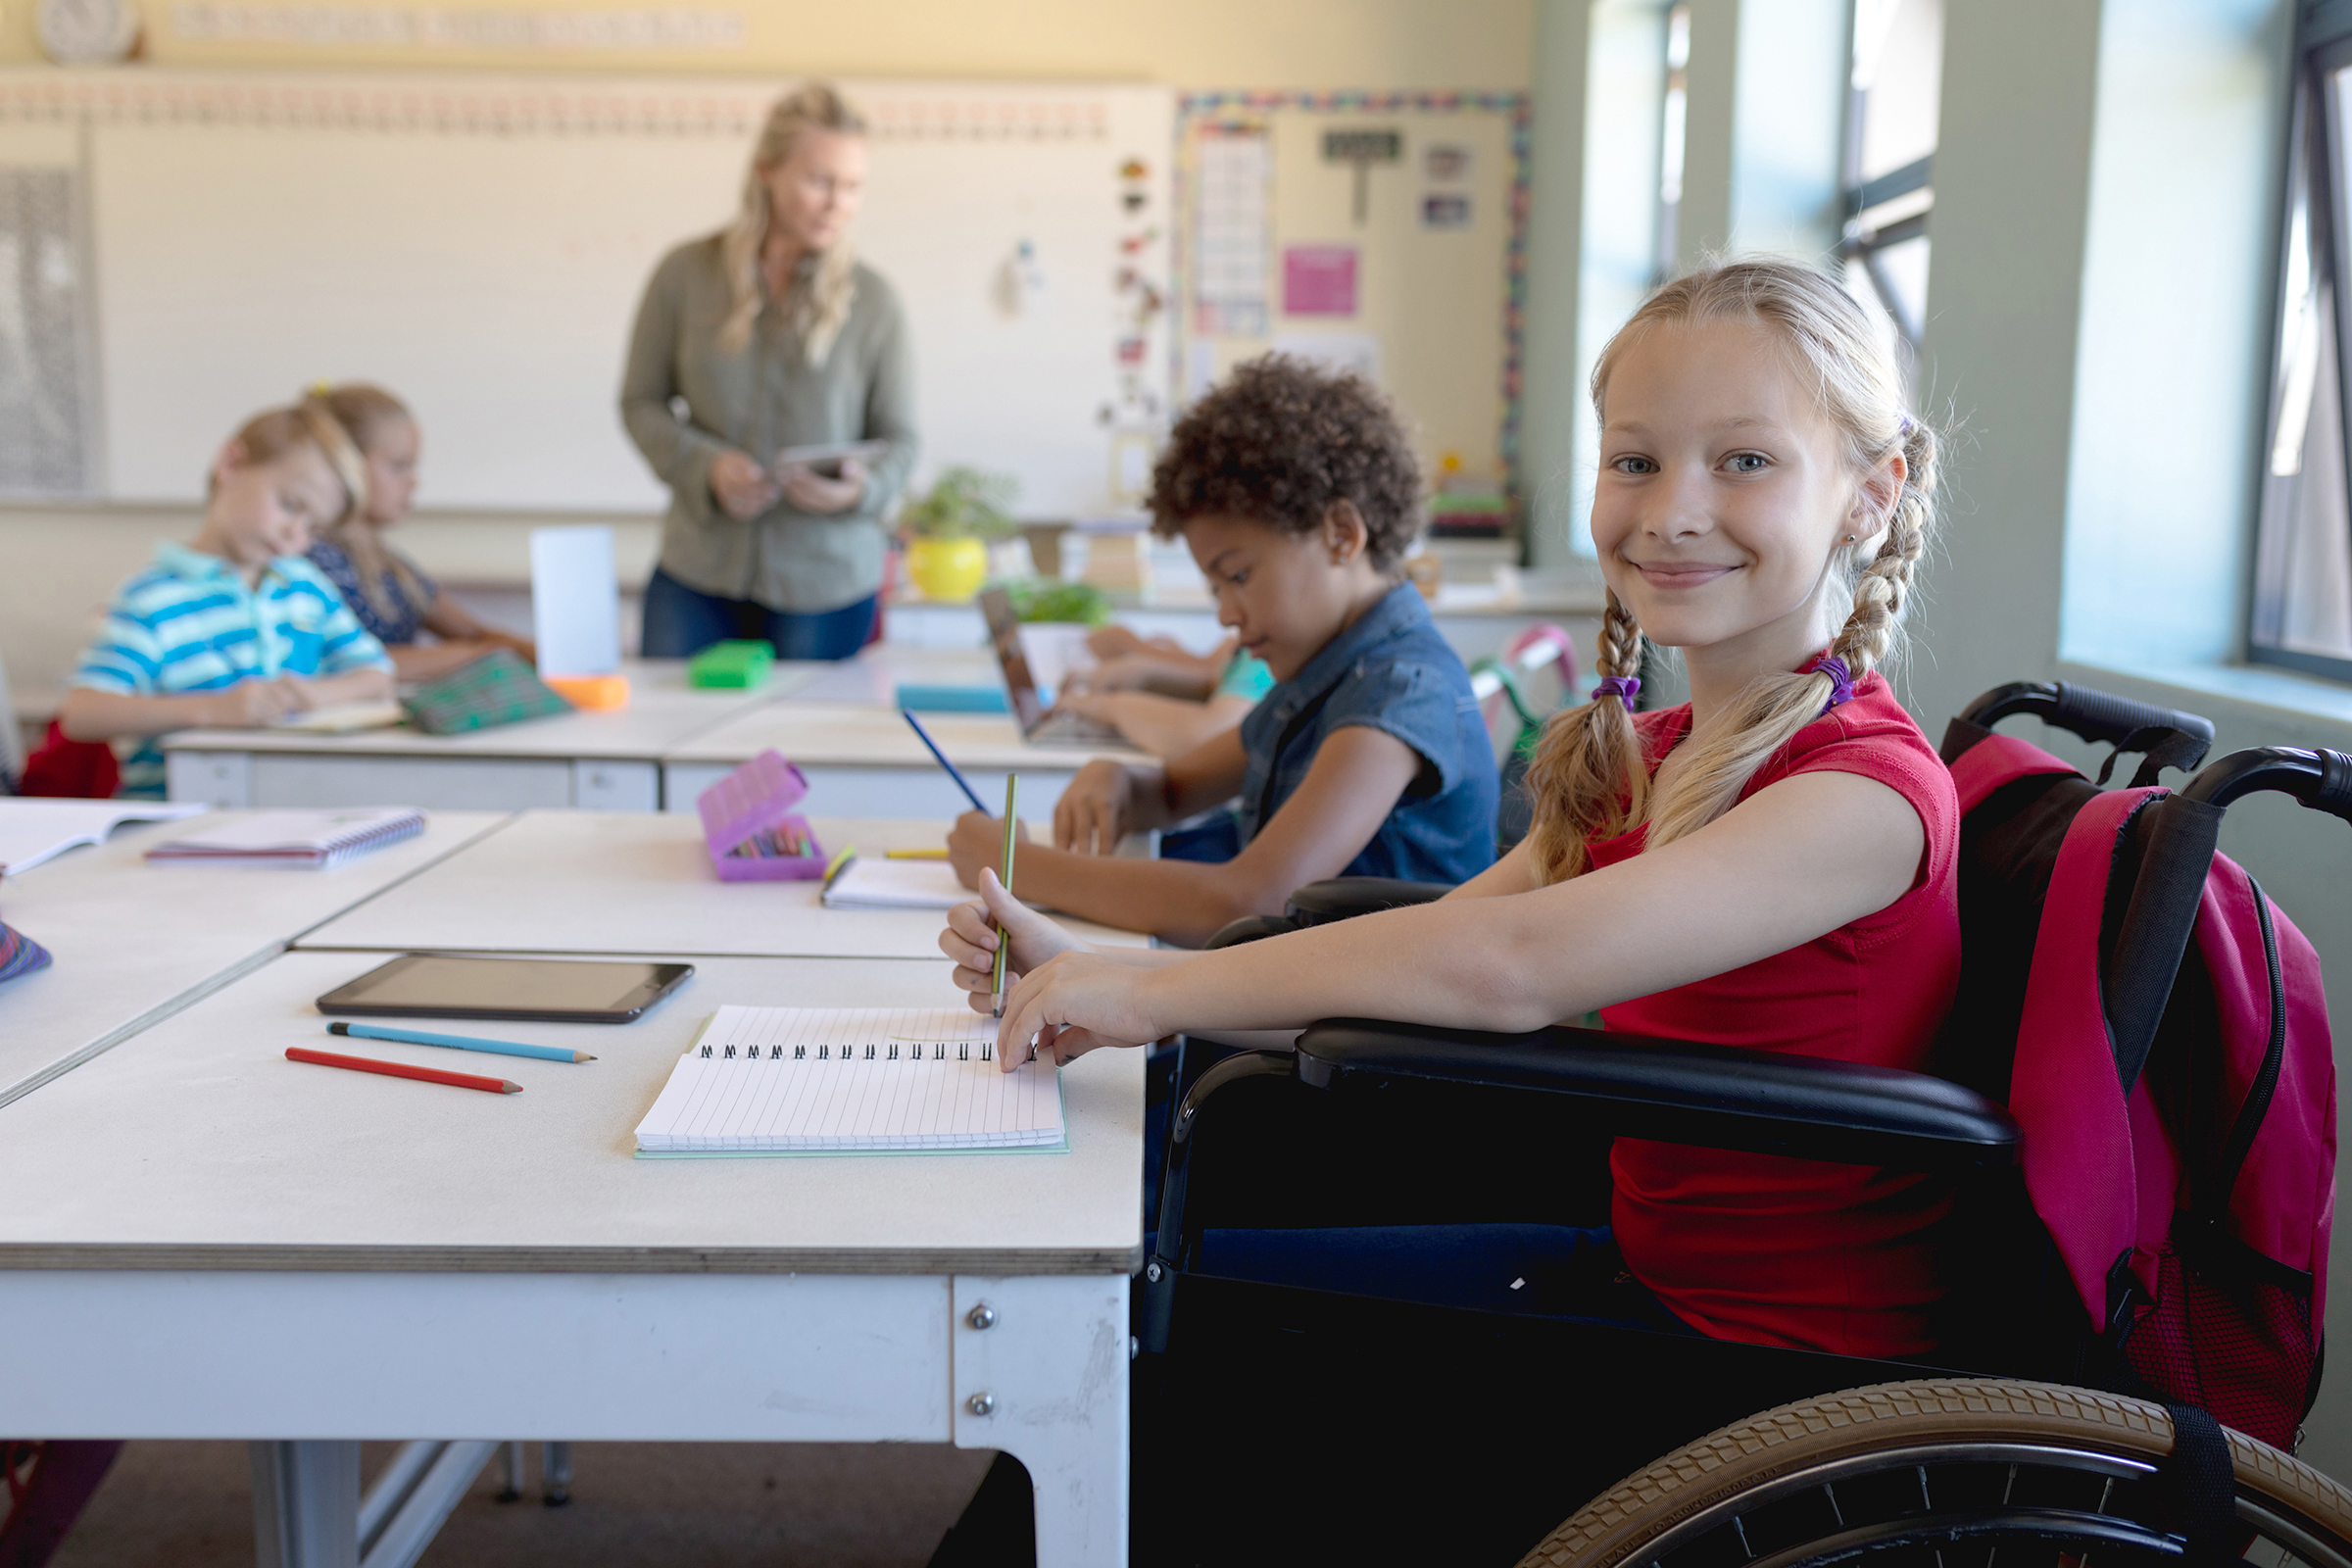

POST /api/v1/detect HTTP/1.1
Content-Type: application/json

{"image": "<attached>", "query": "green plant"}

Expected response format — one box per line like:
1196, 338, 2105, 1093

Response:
897, 466, 1021, 541
994, 577, 1112, 625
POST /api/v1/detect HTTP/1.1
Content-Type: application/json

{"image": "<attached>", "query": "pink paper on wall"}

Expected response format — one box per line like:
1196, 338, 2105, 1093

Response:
1283, 245, 1358, 317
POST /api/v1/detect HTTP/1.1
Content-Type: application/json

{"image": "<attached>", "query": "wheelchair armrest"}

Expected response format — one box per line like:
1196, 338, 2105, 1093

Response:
1285, 877, 1454, 926
1203, 914, 1300, 950
1294, 1018, 2019, 1174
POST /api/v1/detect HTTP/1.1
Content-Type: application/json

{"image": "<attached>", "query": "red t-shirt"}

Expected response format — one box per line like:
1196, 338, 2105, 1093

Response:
1597, 671, 1961, 1357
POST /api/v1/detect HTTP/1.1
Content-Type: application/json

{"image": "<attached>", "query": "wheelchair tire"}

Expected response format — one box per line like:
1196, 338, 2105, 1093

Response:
1519, 1379, 2352, 1568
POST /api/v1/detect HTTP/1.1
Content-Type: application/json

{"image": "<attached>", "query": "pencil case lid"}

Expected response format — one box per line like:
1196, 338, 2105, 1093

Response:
696, 750, 826, 880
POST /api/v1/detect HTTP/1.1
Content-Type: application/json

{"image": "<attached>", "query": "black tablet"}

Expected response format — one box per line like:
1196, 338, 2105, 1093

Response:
315, 955, 694, 1024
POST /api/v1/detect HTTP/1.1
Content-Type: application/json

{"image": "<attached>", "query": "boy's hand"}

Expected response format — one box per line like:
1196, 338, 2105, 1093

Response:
1054, 760, 1135, 856
947, 810, 1031, 890
939, 869, 1091, 1014
204, 677, 309, 728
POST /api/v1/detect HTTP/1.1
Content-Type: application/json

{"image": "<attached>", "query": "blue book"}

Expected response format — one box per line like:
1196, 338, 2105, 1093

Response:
895, 683, 1007, 713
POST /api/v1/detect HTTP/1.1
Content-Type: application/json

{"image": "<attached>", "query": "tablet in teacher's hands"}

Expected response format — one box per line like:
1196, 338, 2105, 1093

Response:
771, 439, 888, 479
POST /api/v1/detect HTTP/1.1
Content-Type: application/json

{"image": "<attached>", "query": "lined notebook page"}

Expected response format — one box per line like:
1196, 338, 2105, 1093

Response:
633, 1005, 1063, 1153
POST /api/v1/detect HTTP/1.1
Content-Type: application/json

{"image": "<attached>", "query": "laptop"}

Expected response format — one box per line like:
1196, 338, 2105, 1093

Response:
979, 587, 1134, 749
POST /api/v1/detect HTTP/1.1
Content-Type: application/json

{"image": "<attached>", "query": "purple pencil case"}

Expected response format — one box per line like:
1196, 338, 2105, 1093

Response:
697, 750, 828, 882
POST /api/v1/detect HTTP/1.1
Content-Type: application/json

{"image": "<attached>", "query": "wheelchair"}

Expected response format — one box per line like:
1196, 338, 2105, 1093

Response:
1120, 680, 2352, 1568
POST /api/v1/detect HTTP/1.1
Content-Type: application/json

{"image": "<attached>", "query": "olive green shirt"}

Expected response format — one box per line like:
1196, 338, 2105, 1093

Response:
620, 236, 918, 612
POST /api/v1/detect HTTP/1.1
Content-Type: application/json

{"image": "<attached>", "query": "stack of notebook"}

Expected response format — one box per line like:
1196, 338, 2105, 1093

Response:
143, 808, 426, 868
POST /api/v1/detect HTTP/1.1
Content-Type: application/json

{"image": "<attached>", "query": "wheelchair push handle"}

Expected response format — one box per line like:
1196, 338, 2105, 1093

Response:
2183, 745, 2352, 822
1961, 680, 2216, 753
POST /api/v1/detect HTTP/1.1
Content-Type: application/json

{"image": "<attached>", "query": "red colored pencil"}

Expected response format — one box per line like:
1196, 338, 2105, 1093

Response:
285, 1046, 521, 1095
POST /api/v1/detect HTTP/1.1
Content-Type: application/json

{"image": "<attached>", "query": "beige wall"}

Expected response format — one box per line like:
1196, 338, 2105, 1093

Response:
0, 1, 1534, 723
0, 0, 1536, 85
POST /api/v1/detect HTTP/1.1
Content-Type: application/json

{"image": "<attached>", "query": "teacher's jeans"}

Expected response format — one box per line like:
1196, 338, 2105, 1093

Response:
640, 567, 878, 662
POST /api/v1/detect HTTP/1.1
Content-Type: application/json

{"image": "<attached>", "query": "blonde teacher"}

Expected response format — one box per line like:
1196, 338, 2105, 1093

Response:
621, 82, 918, 661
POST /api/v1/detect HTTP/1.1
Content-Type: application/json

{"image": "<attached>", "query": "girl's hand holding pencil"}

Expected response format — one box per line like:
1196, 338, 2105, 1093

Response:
939, 870, 1092, 1021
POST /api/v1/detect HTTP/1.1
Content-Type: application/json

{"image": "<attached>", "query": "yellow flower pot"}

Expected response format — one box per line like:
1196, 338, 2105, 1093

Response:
906, 536, 990, 603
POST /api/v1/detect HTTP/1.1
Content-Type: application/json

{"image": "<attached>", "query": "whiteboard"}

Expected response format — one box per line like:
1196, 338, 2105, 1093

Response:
0, 72, 1173, 514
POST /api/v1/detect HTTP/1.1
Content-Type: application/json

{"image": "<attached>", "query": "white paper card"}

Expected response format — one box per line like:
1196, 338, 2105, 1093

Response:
530, 524, 621, 678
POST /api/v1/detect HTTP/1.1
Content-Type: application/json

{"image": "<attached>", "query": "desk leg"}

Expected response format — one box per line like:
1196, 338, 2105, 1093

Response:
249, 1441, 358, 1568
952, 1275, 1129, 1568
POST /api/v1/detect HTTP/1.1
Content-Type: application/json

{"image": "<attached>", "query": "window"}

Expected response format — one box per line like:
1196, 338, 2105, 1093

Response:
2252, 24, 2352, 681
1655, 3, 1690, 278
1840, 0, 1941, 380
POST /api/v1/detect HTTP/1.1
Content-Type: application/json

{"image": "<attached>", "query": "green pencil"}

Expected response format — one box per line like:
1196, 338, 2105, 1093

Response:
993, 773, 1018, 1019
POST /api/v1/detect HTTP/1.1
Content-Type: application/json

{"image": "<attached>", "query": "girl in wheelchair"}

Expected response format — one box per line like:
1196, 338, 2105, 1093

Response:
942, 255, 1957, 1360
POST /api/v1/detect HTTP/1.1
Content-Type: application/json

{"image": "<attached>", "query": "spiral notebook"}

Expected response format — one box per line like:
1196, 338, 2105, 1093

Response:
633, 1005, 1065, 1155
142, 808, 426, 868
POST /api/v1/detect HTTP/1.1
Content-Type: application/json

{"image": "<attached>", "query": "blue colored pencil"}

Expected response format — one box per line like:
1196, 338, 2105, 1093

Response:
899, 709, 991, 813
327, 1020, 594, 1063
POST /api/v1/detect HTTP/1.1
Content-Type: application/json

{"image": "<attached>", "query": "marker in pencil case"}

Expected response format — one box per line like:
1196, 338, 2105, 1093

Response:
328, 1020, 593, 1064
726, 822, 813, 858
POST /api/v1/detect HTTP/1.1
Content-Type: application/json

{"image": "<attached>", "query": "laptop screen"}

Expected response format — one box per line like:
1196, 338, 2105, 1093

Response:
979, 588, 1050, 731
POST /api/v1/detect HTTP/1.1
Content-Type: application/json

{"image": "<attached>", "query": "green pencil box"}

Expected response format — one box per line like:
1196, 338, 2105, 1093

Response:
689, 640, 775, 689
401, 649, 573, 735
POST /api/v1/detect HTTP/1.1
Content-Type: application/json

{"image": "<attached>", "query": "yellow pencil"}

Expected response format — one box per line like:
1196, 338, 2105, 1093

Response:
993, 773, 1018, 1019
886, 848, 951, 859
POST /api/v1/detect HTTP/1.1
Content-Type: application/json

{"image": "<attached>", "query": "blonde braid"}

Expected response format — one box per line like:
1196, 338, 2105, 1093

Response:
1827, 419, 1936, 684
1523, 589, 1649, 884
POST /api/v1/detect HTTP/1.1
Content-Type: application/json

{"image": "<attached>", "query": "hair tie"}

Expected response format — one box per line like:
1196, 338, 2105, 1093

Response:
309, 381, 333, 398
1808, 654, 1855, 714
1896, 413, 1915, 438
1592, 675, 1641, 704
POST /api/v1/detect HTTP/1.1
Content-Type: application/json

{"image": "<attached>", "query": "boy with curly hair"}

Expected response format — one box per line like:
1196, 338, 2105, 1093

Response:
946, 355, 1498, 944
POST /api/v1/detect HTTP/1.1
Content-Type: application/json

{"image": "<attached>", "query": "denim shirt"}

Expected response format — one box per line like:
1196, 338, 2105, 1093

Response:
1236, 580, 1498, 884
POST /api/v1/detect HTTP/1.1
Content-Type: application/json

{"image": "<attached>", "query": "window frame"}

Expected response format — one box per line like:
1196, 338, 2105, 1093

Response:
1838, 1, 1937, 356
2249, 12, 2352, 685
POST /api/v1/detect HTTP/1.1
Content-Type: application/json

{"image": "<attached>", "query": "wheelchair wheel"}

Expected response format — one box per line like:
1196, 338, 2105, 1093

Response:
1520, 1380, 2352, 1568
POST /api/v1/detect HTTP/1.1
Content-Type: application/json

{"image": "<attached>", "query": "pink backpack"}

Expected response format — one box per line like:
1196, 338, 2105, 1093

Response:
1948, 729, 2337, 1450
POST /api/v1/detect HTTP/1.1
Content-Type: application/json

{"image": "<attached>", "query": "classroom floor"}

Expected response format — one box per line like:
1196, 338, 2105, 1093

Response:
50, 1439, 993, 1566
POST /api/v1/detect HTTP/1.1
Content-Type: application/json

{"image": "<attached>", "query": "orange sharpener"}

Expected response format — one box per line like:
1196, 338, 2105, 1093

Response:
543, 673, 631, 711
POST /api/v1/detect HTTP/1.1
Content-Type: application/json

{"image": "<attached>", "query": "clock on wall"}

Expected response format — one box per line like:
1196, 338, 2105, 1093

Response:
37, 0, 142, 65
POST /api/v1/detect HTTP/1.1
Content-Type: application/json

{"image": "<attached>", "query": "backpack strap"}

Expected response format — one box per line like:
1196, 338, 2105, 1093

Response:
2108, 793, 2226, 1098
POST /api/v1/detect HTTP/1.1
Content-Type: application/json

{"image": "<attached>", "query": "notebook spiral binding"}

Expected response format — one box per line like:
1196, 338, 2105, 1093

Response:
698, 1039, 996, 1061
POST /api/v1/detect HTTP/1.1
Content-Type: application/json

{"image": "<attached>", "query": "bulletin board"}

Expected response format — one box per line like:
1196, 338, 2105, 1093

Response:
1174, 91, 1529, 505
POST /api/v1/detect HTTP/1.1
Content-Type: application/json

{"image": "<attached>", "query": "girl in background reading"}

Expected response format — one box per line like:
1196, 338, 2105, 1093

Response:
302, 384, 536, 682
944, 258, 1959, 1359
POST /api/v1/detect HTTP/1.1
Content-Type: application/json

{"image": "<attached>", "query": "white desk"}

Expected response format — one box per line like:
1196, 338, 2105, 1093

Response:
163, 660, 823, 813
789, 643, 1003, 704
663, 703, 1139, 819
0, 950, 1139, 1566
0, 809, 508, 1108
295, 811, 1152, 958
